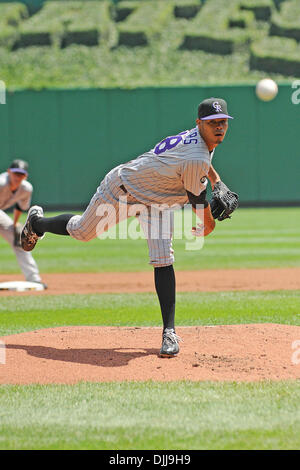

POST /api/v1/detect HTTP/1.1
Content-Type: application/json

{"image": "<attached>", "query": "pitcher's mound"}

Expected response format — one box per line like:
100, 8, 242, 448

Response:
1, 324, 300, 384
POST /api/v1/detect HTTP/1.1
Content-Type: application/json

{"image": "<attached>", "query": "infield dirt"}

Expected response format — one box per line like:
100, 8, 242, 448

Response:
1, 324, 300, 384
1, 268, 300, 384
1, 267, 300, 296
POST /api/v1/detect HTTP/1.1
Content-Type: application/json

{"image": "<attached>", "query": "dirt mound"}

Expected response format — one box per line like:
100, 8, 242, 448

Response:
1, 324, 300, 384
1, 267, 300, 296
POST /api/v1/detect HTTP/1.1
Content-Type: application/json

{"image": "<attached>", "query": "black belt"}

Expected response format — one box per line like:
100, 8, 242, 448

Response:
120, 184, 128, 194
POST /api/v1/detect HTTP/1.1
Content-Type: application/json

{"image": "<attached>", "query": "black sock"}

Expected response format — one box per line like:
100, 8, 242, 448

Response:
154, 265, 176, 331
32, 214, 74, 236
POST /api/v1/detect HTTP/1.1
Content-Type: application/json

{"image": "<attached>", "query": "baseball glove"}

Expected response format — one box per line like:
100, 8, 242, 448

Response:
13, 223, 22, 247
210, 181, 239, 221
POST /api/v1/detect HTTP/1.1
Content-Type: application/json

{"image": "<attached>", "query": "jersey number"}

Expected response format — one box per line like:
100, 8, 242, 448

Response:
154, 135, 183, 155
154, 131, 197, 155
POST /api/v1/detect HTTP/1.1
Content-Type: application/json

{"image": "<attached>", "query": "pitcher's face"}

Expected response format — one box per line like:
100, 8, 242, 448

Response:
197, 118, 229, 149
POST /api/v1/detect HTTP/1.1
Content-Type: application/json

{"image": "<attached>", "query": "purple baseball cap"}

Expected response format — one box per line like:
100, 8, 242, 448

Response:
198, 97, 233, 120
9, 159, 28, 175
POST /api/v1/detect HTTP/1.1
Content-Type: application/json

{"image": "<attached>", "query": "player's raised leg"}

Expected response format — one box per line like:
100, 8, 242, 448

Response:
21, 169, 139, 251
21, 205, 73, 252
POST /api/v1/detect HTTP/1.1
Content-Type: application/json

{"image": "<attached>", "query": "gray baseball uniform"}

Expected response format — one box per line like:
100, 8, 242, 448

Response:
0, 172, 42, 282
67, 127, 213, 267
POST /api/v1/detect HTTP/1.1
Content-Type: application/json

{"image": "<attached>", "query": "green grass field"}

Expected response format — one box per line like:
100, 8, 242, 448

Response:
0, 207, 300, 450
0, 382, 300, 450
1, 291, 300, 337
1, 208, 300, 273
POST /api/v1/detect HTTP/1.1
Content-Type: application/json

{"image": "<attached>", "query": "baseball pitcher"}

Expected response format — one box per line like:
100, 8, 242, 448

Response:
21, 98, 238, 356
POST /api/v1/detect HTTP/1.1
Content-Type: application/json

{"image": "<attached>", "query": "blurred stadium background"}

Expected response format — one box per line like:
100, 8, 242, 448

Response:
0, 0, 299, 209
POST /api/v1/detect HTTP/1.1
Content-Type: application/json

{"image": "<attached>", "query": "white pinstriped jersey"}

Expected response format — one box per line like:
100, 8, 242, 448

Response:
117, 127, 214, 206
0, 172, 32, 211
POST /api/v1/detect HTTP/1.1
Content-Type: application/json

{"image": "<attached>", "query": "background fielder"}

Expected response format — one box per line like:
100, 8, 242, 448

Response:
21, 98, 238, 356
0, 159, 46, 287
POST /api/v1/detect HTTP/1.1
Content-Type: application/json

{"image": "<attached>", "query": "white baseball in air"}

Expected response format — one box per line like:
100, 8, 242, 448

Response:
256, 78, 278, 101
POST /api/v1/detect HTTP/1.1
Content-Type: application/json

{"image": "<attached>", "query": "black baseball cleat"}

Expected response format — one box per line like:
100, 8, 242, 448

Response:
21, 205, 45, 252
159, 328, 182, 358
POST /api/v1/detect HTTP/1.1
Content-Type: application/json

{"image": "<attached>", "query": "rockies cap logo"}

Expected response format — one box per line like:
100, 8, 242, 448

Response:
197, 97, 233, 120
213, 101, 222, 113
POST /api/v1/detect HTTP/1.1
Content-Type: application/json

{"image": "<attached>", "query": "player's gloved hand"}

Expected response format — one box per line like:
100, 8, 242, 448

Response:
13, 223, 22, 247
210, 181, 239, 221
191, 223, 205, 237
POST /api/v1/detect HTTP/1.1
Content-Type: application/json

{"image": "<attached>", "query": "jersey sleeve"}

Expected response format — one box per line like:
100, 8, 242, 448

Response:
181, 159, 209, 196
17, 184, 32, 211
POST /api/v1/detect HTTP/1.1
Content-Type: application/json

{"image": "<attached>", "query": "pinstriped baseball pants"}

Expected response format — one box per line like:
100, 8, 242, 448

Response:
67, 169, 174, 267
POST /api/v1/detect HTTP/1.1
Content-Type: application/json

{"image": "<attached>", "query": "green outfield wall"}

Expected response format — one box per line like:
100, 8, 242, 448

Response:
0, 84, 299, 208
